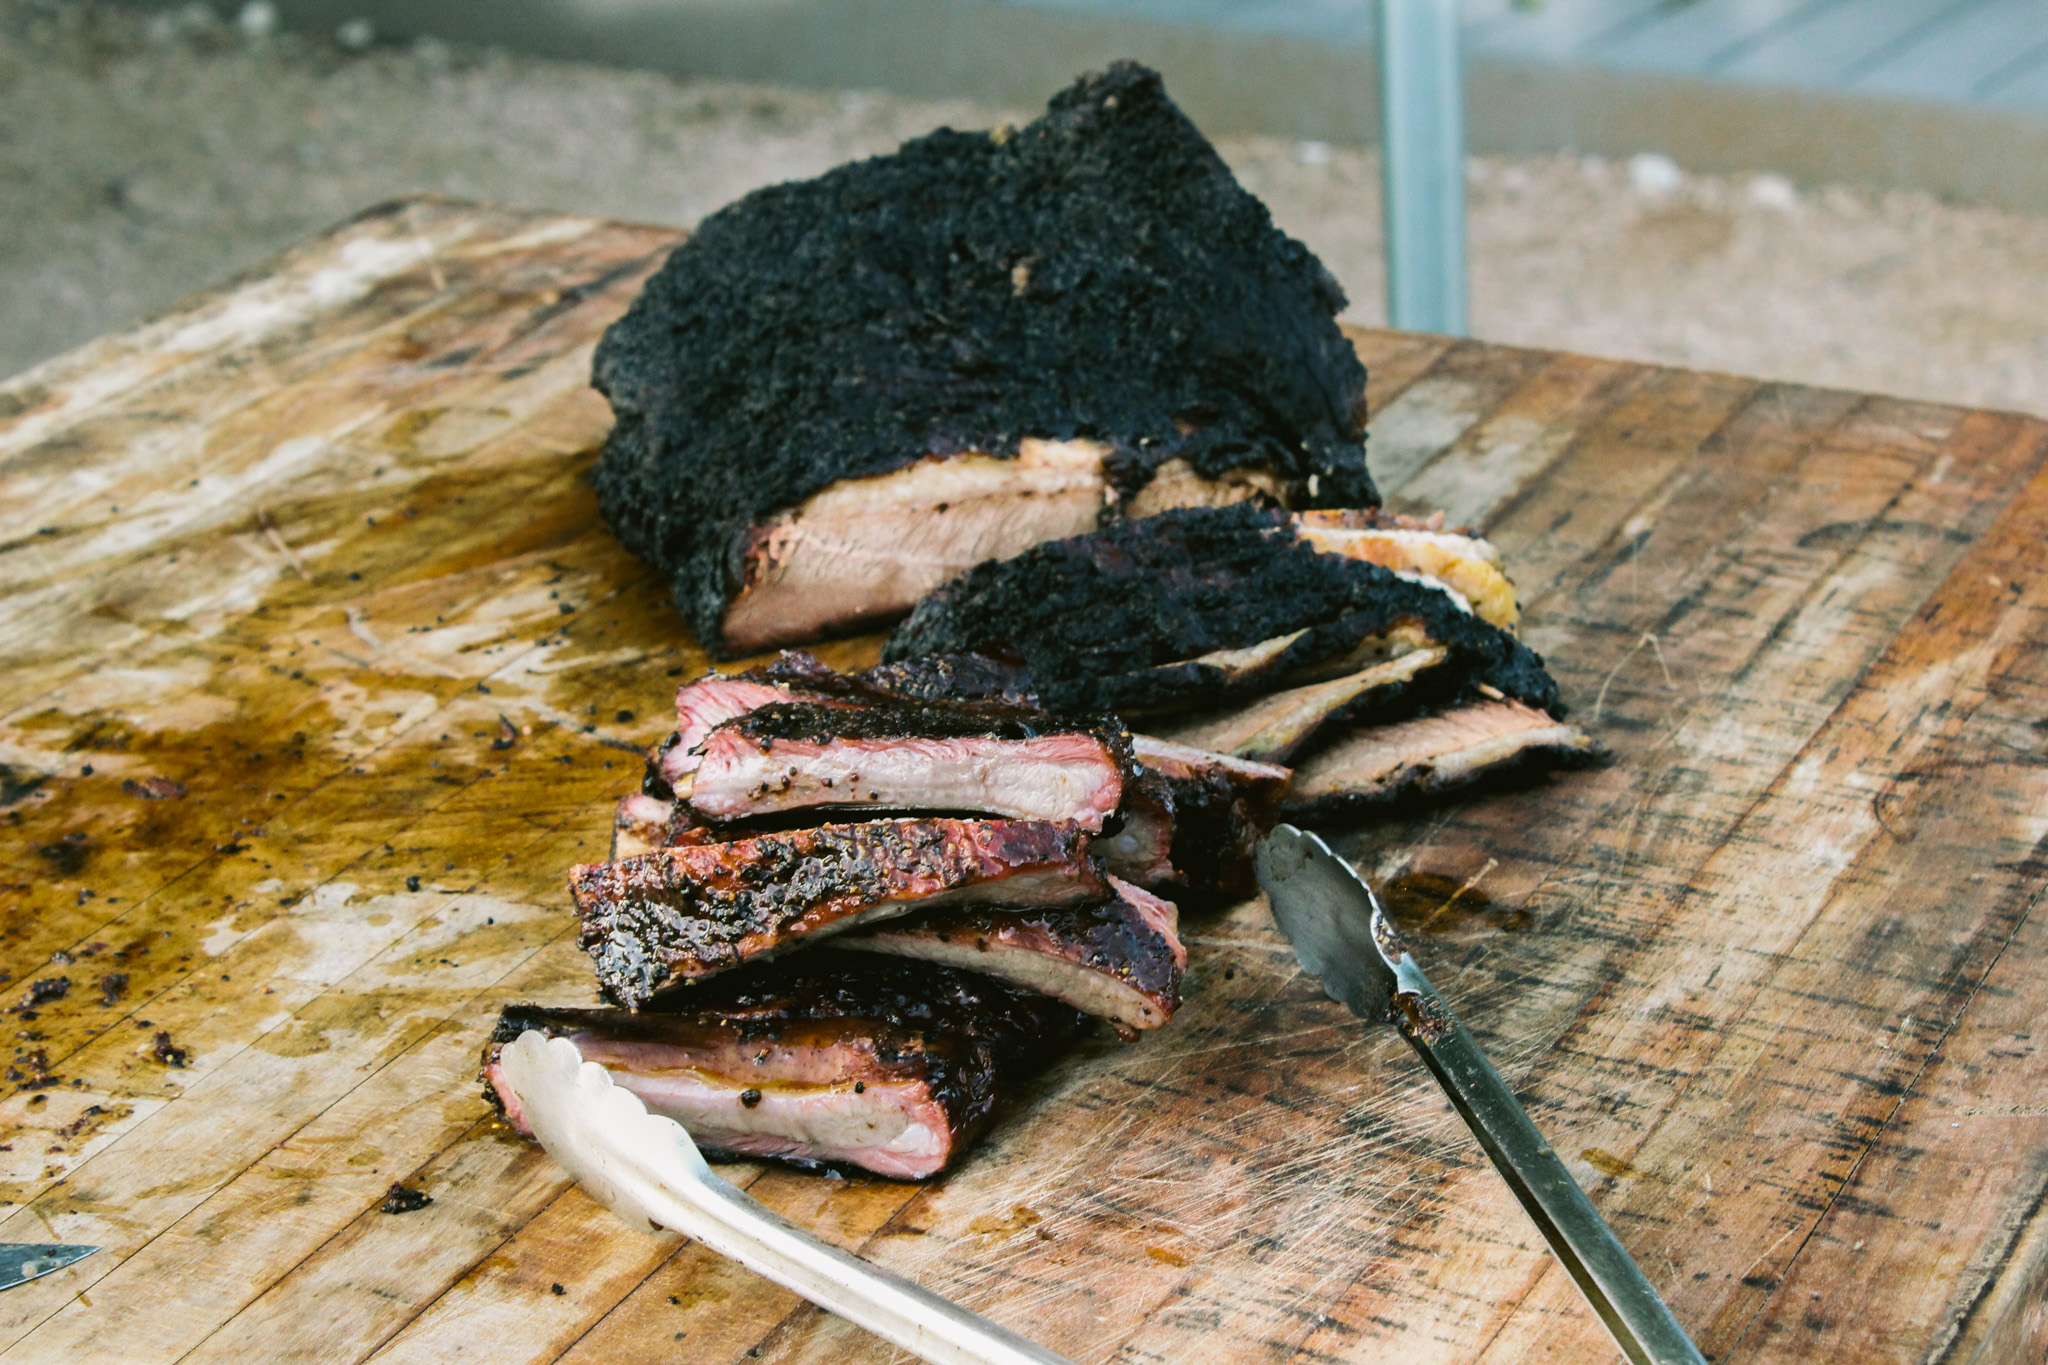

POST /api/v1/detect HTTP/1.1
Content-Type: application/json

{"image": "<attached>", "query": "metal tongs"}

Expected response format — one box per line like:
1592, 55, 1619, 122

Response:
1254, 825, 1707, 1365
494, 1030, 1074, 1365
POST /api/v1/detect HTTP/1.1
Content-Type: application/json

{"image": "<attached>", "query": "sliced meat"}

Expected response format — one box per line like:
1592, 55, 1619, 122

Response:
1283, 699, 1604, 818
1127, 735, 1292, 899
686, 701, 1130, 832
1095, 787, 1177, 889
571, 817, 1108, 1005
723, 440, 1181, 653
1157, 646, 1448, 763
611, 793, 675, 861
481, 954, 1087, 1180
1293, 509, 1520, 630
657, 674, 800, 787
1126, 455, 1289, 519
1121, 630, 1308, 712
842, 876, 1185, 1034
887, 503, 1560, 719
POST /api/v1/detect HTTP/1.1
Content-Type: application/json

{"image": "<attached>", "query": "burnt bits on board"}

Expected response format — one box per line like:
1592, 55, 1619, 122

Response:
590, 61, 1374, 655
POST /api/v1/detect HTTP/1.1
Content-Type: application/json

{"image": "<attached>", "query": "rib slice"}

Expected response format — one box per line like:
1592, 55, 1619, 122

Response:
481, 954, 1087, 1180
687, 701, 1129, 831
1157, 646, 1447, 762
571, 817, 1107, 1005
652, 675, 801, 788
1283, 699, 1603, 817
1293, 509, 1520, 630
842, 876, 1185, 1034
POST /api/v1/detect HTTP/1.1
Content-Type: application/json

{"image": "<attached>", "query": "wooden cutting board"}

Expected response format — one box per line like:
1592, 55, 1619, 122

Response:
2, 196, 2045, 1365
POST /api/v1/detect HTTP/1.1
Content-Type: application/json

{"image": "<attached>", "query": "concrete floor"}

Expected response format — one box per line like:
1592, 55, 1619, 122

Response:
7, 1, 2048, 419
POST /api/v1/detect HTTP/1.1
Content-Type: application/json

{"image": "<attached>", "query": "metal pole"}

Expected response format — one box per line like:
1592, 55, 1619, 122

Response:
1378, 0, 1467, 335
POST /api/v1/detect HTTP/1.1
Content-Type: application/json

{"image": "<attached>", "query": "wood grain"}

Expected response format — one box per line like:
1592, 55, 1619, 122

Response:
3, 197, 2046, 1365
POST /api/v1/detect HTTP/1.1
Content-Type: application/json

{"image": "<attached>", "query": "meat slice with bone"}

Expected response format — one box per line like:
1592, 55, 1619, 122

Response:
590, 63, 1376, 657
684, 700, 1130, 832
482, 954, 1086, 1180
572, 817, 1107, 1007
886, 503, 1560, 721
1282, 699, 1603, 818
841, 875, 1185, 1034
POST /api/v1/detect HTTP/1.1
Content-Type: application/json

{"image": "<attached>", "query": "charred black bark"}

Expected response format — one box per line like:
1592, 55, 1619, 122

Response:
590, 62, 1373, 653
888, 504, 1563, 719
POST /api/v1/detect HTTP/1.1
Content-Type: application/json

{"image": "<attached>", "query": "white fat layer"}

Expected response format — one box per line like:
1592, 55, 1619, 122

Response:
1385, 567, 1475, 614
692, 736, 1120, 830
721, 439, 1113, 650
1297, 523, 1503, 566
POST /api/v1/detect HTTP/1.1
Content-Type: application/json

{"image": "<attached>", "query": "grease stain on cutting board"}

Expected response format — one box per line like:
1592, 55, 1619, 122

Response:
1377, 869, 1532, 939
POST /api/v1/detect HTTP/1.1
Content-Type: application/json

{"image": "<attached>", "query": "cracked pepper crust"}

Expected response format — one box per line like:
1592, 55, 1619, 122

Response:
887, 503, 1564, 718
589, 62, 1373, 652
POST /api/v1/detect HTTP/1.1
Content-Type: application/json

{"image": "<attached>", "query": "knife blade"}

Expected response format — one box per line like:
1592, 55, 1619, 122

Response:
1254, 824, 1705, 1365
0, 1244, 97, 1291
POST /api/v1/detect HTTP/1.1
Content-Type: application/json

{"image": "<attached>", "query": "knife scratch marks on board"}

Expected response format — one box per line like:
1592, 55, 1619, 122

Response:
344, 606, 462, 679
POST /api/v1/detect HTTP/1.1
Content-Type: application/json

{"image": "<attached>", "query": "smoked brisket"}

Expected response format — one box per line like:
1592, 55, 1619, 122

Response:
1283, 700, 1604, 818
589, 62, 1374, 654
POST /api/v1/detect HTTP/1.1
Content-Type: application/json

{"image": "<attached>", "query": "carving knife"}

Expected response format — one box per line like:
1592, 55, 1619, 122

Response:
1254, 824, 1706, 1365
0, 1244, 97, 1291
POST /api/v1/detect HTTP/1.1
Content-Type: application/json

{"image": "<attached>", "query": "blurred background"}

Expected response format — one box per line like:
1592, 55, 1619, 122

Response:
7, 0, 2048, 414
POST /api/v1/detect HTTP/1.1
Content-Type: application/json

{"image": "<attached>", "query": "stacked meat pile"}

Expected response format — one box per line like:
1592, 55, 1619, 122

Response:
483, 654, 1287, 1178
587, 61, 1376, 654
891, 503, 1601, 816
479, 62, 1603, 1183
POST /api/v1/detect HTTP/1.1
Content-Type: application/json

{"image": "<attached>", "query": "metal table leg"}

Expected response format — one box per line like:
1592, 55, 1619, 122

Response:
1378, 0, 1468, 335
